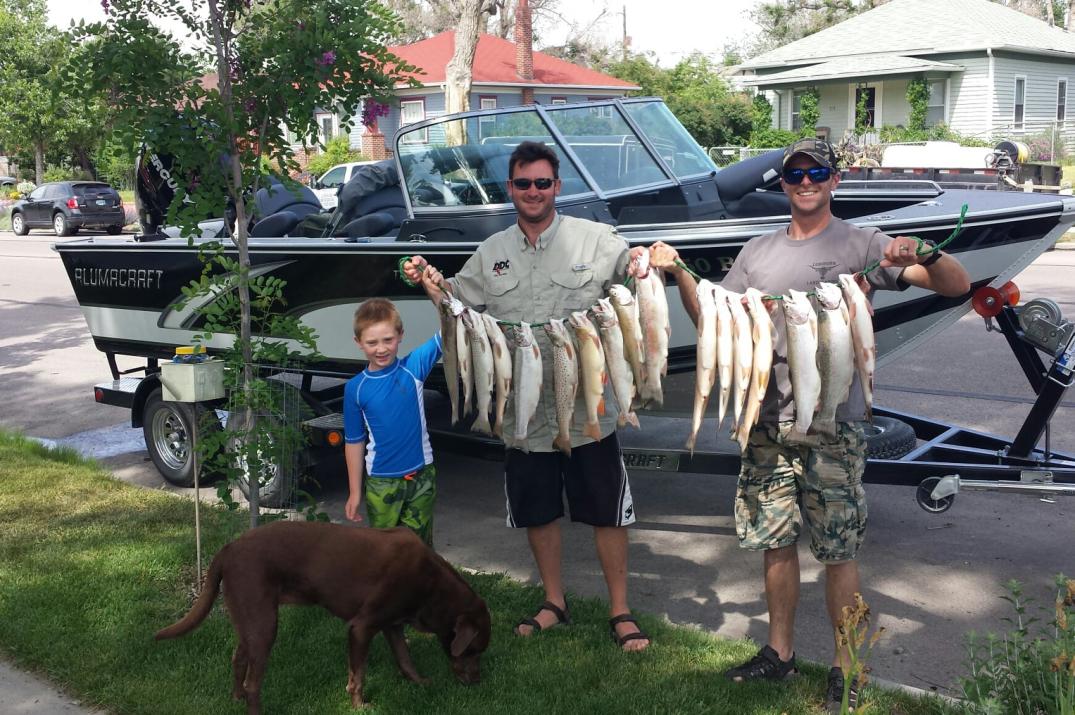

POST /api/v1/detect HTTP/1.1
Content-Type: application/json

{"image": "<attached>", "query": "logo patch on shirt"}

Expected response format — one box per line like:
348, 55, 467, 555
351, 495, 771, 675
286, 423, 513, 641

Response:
811, 260, 839, 280
492, 259, 511, 276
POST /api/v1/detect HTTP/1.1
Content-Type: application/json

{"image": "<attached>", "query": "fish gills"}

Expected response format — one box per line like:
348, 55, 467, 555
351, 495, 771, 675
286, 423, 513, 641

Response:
592, 298, 639, 429
511, 322, 543, 450
838, 273, 876, 422
568, 311, 607, 442
781, 289, 821, 438
462, 308, 495, 436
736, 287, 776, 450
609, 284, 646, 404
545, 318, 579, 454
814, 282, 855, 437
687, 279, 718, 453
712, 285, 734, 431
726, 290, 753, 436
482, 313, 513, 439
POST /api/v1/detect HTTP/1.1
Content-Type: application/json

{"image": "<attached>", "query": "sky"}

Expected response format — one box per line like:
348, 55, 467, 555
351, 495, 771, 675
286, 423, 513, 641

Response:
47, 0, 761, 67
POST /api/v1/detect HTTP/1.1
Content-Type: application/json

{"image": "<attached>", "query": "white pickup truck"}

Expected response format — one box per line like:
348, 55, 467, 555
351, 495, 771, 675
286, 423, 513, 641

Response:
311, 161, 376, 209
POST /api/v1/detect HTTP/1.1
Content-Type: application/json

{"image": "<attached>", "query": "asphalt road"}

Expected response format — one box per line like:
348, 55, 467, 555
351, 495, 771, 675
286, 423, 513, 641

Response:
1, 229, 1073, 699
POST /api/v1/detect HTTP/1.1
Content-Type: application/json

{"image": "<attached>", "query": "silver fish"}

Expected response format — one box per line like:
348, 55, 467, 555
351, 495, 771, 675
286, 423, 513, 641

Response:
461, 308, 494, 436
482, 313, 513, 439
439, 295, 464, 424
839, 273, 876, 421
687, 279, 718, 453
713, 284, 734, 431
814, 282, 855, 437
545, 318, 579, 454
456, 311, 472, 419
511, 322, 543, 450
568, 311, 607, 442
782, 288, 820, 437
592, 297, 639, 429
736, 287, 775, 450
634, 250, 669, 408
608, 284, 645, 403
726, 290, 753, 435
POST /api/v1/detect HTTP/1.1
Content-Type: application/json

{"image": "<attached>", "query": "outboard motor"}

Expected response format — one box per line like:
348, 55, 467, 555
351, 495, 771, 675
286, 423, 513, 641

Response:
135, 144, 235, 239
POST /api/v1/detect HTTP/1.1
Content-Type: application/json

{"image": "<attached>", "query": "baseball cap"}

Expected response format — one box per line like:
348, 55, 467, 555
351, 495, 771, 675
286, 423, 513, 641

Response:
783, 138, 838, 169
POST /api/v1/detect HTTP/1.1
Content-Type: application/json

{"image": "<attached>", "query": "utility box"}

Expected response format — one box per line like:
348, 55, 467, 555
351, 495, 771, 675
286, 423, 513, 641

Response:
160, 359, 225, 403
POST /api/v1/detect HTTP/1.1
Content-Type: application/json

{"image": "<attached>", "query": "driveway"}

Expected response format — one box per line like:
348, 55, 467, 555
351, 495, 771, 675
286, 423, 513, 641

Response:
1, 230, 1072, 695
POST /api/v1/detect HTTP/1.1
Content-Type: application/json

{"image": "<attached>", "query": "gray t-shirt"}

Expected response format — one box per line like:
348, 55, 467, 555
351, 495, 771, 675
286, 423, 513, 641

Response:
721, 217, 905, 422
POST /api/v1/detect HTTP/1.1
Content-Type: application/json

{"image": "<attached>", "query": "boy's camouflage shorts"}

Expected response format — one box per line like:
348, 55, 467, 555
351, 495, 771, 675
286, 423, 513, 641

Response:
365, 464, 436, 546
735, 422, 867, 563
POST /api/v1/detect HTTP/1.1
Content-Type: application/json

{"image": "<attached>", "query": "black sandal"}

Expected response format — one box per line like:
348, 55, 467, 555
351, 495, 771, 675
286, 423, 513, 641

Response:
609, 613, 650, 650
515, 599, 571, 636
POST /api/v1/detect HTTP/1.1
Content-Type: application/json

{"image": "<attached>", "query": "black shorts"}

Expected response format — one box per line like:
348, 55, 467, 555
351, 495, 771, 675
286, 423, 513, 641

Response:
503, 432, 635, 528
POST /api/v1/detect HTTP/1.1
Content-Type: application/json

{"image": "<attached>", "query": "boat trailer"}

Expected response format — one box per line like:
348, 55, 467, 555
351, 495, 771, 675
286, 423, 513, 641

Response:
426, 285, 1075, 515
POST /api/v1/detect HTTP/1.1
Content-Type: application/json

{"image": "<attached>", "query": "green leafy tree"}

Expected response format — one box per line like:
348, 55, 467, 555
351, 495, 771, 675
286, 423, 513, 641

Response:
70, 0, 414, 524
906, 78, 929, 132
306, 136, 368, 177
799, 88, 821, 136
0, 0, 95, 183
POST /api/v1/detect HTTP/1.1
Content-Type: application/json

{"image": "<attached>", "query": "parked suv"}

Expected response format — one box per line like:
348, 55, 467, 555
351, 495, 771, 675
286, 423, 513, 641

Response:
10, 181, 125, 236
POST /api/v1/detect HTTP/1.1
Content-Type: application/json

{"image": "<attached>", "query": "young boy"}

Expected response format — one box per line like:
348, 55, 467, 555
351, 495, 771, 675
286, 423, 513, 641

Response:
343, 298, 442, 545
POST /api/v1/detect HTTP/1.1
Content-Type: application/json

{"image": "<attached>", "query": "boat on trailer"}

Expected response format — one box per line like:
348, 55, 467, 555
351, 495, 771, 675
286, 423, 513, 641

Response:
51, 98, 1075, 507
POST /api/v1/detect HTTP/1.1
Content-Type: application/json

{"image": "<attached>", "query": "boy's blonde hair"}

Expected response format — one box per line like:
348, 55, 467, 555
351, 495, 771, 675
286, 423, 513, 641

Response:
353, 298, 403, 339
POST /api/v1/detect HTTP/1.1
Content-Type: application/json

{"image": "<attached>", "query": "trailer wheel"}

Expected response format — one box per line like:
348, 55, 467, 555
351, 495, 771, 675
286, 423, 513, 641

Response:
864, 416, 916, 459
226, 412, 301, 510
143, 389, 223, 487
915, 476, 955, 514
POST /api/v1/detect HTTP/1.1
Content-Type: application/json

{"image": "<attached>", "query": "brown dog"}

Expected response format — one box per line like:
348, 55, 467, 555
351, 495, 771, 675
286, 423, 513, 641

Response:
155, 521, 490, 713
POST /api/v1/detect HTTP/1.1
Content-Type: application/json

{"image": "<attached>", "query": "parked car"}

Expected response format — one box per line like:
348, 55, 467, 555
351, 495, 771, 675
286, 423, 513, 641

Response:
311, 161, 376, 209
9, 181, 125, 236
1, 176, 16, 190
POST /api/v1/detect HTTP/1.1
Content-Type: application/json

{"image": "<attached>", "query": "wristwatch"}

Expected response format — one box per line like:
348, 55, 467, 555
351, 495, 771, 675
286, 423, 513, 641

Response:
919, 239, 942, 267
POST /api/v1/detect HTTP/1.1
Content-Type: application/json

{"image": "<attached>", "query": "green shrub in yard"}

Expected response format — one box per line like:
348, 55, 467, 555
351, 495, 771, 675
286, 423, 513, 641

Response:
306, 135, 369, 178
961, 576, 1075, 714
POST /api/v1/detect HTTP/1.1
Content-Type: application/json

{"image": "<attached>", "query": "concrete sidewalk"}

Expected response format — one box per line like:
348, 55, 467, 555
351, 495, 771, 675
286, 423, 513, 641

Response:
0, 660, 102, 714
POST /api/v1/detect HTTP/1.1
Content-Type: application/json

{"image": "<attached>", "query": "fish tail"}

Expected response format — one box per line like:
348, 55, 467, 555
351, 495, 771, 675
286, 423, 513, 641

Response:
472, 413, 493, 437
813, 419, 837, 437
553, 433, 573, 456
685, 432, 697, 456
584, 421, 602, 441
624, 411, 640, 429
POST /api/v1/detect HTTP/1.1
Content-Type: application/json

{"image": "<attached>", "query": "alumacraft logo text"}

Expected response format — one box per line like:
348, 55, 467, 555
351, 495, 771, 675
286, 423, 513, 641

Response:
74, 267, 164, 289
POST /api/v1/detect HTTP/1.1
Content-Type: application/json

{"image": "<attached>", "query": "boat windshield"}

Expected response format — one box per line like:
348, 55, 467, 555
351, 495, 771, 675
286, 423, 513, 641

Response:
395, 99, 716, 211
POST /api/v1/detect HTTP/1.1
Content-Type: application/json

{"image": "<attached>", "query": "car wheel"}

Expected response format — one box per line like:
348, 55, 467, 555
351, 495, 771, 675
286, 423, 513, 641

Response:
142, 388, 223, 487
864, 416, 917, 460
11, 213, 29, 236
106, 225, 123, 235
53, 212, 71, 237
227, 411, 302, 509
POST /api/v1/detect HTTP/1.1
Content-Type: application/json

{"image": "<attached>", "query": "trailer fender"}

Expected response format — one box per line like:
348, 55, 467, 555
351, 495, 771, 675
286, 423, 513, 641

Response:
130, 373, 162, 429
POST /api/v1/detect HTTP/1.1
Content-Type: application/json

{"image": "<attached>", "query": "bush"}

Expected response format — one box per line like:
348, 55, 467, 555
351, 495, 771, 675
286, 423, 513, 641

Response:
748, 127, 799, 149
305, 136, 367, 177
15, 181, 35, 196
961, 576, 1075, 715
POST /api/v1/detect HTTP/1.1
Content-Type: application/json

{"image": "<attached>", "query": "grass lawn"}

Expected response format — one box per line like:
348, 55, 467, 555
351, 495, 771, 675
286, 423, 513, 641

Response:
0, 431, 961, 715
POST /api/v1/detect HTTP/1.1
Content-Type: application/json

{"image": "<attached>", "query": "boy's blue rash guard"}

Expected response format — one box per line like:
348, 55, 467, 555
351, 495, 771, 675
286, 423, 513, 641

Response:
343, 334, 442, 477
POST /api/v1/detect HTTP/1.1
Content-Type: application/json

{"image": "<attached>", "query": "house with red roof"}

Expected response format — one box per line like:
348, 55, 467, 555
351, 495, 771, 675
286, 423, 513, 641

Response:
341, 29, 639, 159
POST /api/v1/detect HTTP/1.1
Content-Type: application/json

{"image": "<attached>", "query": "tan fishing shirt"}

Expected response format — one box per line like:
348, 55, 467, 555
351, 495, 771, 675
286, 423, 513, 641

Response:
449, 213, 631, 452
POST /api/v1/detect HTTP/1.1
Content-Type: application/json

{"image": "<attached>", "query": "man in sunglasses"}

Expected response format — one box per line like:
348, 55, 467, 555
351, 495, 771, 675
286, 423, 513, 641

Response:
403, 141, 651, 652
651, 137, 969, 711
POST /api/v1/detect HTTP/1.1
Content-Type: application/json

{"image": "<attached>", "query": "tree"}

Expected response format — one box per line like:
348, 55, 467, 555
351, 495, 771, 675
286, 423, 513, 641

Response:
71, 0, 414, 524
0, 0, 93, 183
444, 0, 496, 135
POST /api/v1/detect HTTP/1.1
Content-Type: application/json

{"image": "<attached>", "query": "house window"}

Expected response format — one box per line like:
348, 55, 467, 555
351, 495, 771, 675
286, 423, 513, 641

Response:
315, 112, 337, 144
400, 99, 427, 143
587, 97, 613, 119
791, 90, 805, 131
1014, 76, 1026, 130
855, 87, 877, 129
479, 96, 497, 138
1058, 78, 1068, 123
550, 97, 568, 105
926, 79, 946, 126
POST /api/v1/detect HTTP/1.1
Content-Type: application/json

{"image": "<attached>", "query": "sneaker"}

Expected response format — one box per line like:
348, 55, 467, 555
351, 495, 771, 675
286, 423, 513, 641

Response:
724, 645, 799, 682
825, 667, 859, 713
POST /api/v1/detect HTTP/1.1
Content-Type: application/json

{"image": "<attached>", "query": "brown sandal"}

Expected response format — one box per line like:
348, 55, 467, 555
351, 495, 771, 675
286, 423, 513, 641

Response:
515, 599, 571, 635
609, 613, 650, 650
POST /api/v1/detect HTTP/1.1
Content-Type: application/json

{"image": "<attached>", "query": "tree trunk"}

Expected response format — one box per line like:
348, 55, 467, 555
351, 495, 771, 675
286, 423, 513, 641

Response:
1067, 0, 1074, 29
444, 0, 487, 145
34, 142, 44, 185
1046, 0, 1056, 25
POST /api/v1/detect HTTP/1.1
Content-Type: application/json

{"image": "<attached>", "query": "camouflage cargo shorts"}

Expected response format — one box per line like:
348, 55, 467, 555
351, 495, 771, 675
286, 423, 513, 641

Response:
734, 422, 867, 563
365, 464, 436, 546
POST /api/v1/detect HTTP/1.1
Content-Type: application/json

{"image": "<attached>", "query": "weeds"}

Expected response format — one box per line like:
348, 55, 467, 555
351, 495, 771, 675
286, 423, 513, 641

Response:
836, 592, 886, 715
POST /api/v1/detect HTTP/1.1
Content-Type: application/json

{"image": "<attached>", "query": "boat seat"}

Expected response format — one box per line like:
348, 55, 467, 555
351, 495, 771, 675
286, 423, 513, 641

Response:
339, 211, 397, 240
727, 190, 789, 218
255, 181, 323, 217
250, 210, 302, 237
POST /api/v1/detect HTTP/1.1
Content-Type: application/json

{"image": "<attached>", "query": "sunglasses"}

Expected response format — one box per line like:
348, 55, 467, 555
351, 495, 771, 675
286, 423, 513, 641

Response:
511, 177, 556, 190
782, 166, 833, 184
